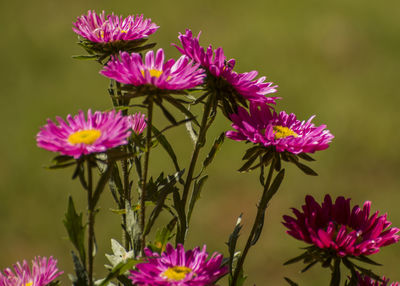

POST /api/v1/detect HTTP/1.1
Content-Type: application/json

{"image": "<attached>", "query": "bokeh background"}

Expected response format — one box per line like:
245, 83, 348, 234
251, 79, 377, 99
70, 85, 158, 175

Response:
0, 0, 399, 285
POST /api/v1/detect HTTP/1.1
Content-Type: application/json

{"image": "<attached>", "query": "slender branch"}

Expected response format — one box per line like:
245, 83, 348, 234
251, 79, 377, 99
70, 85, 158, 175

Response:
231, 159, 275, 286
177, 92, 214, 243
140, 95, 154, 253
86, 159, 95, 286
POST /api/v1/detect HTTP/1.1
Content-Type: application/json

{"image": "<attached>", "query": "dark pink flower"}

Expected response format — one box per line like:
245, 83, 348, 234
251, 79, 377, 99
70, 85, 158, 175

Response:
100, 49, 205, 90
355, 273, 399, 286
73, 10, 158, 43
173, 29, 278, 104
129, 244, 228, 286
37, 110, 131, 159
226, 102, 333, 154
0, 256, 63, 286
129, 112, 147, 135
283, 195, 400, 257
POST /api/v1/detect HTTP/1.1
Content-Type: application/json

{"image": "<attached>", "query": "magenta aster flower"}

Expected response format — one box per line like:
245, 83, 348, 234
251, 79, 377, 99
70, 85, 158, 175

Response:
226, 102, 334, 154
355, 274, 399, 286
283, 194, 400, 257
129, 244, 228, 286
173, 29, 278, 104
0, 256, 63, 286
129, 112, 147, 135
100, 49, 205, 91
37, 110, 131, 159
73, 10, 158, 43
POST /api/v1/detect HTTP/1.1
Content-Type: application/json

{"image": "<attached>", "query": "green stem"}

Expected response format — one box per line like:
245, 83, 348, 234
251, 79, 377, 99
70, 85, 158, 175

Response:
140, 95, 154, 253
115, 81, 132, 250
177, 92, 214, 244
231, 159, 275, 286
86, 160, 95, 286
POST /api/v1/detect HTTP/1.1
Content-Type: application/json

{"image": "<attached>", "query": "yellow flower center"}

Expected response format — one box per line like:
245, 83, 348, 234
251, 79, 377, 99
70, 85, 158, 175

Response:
141, 69, 163, 78
161, 266, 193, 281
100, 30, 105, 39
120, 29, 128, 34
25, 282, 33, 286
273, 126, 298, 139
68, 129, 102, 145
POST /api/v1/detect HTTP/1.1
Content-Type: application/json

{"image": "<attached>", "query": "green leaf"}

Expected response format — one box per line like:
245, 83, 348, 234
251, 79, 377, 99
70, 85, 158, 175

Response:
163, 95, 200, 126
187, 175, 208, 223
228, 267, 247, 286
145, 170, 184, 235
72, 55, 98, 60
69, 251, 88, 286
156, 101, 178, 125
226, 214, 243, 275
152, 126, 180, 172
98, 259, 140, 286
92, 164, 114, 206
283, 250, 311, 266
297, 153, 316, 161
284, 277, 299, 286
149, 217, 178, 254
46, 155, 76, 169
237, 152, 261, 173
202, 132, 225, 169
289, 157, 318, 176
63, 197, 86, 267
349, 255, 382, 266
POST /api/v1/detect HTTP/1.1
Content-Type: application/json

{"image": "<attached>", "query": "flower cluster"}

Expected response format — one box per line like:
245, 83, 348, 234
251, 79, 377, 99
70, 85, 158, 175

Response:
0, 256, 62, 286
283, 194, 400, 257
73, 10, 158, 43
37, 110, 132, 158
129, 244, 228, 286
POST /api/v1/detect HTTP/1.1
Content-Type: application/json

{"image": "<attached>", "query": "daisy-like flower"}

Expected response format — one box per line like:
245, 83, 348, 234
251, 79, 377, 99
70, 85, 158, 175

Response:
129, 244, 228, 286
226, 102, 334, 154
173, 29, 278, 104
0, 256, 63, 286
73, 10, 158, 43
37, 110, 132, 159
129, 112, 147, 135
355, 273, 399, 286
283, 194, 400, 257
100, 49, 205, 91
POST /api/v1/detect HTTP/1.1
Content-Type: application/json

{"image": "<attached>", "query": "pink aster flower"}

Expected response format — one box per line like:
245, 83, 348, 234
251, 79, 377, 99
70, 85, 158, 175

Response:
0, 256, 63, 286
226, 102, 334, 154
73, 10, 158, 43
173, 29, 278, 104
355, 273, 399, 286
37, 110, 131, 159
129, 112, 147, 135
129, 244, 228, 286
283, 194, 400, 257
100, 49, 205, 90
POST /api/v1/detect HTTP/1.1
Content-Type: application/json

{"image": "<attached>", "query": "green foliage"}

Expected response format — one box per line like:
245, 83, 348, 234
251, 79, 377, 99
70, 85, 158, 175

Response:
63, 196, 86, 267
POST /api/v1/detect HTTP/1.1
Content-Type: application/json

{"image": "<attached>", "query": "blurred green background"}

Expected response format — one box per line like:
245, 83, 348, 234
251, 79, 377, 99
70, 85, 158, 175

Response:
0, 0, 399, 285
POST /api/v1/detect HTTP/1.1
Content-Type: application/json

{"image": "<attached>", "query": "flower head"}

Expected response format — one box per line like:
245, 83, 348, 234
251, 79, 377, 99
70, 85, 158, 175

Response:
355, 273, 399, 286
226, 103, 334, 154
129, 244, 228, 286
129, 112, 147, 135
0, 256, 63, 286
37, 110, 132, 159
73, 10, 158, 43
283, 195, 400, 257
100, 49, 205, 91
173, 29, 278, 104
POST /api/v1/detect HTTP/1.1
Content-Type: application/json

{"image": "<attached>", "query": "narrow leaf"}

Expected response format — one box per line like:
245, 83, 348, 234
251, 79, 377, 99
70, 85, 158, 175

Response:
202, 133, 225, 169
284, 277, 299, 286
63, 197, 86, 266
69, 251, 88, 286
92, 164, 114, 206
330, 259, 341, 286
226, 214, 243, 275
187, 175, 208, 223
152, 126, 180, 171
98, 259, 140, 286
